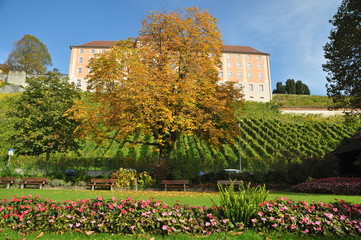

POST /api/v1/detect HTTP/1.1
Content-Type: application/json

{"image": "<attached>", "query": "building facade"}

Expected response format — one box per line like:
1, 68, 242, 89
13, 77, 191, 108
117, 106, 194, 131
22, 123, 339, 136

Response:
68, 41, 272, 102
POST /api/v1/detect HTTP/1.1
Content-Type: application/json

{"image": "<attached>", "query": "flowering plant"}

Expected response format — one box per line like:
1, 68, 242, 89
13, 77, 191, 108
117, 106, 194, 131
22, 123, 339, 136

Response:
0, 195, 233, 235
251, 197, 361, 236
112, 168, 156, 189
291, 177, 361, 195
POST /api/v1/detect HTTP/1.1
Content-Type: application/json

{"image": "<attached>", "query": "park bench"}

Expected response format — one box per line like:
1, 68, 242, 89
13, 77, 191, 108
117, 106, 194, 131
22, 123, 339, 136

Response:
0, 177, 17, 189
87, 179, 117, 190
217, 180, 242, 188
20, 177, 49, 189
162, 180, 189, 192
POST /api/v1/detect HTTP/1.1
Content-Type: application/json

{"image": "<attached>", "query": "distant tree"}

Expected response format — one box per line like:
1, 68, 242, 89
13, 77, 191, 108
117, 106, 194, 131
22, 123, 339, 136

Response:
6, 34, 52, 75
273, 82, 287, 94
323, 0, 361, 116
69, 7, 242, 173
285, 79, 297, 94
296, 80, 311, 95
273, 80, 310, 95
7, 70, 79, 167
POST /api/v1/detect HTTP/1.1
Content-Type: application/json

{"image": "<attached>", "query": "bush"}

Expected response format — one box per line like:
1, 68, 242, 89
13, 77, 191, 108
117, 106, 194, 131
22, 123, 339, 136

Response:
291, 177, 361, 195
210, 181, 268, 225
251, 198, 361, 236
112, 168, 156, 189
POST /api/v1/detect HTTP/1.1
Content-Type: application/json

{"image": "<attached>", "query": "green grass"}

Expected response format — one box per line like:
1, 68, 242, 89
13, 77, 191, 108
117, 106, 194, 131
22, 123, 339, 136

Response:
0, 188, 359, 206
2, 228, 361, 240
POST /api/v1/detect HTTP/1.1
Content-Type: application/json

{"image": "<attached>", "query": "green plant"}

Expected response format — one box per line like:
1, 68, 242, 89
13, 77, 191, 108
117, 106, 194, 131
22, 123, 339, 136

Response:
112, 168, 156, 189
210, 180, 269, 225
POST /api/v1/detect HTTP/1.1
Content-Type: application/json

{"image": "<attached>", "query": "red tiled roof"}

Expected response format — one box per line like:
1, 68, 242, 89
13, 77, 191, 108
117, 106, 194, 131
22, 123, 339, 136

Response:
71, 41, 118, 48
71, 41, 269, 54
221, 45, 268, 55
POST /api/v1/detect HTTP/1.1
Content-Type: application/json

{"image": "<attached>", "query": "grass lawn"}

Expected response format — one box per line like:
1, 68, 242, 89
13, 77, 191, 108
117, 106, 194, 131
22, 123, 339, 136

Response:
0, 188, 359, 206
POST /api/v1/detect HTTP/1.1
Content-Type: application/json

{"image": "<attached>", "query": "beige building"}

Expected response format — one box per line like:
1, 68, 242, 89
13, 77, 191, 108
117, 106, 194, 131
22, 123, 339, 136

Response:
68, 41, 272, 102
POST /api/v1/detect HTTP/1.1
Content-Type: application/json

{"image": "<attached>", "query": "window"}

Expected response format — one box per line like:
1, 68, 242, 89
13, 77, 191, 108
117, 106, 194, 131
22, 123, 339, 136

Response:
258, 73, 263, 79
78, 57, 83, 64
260, 85, 264, 92
236, 54, 241, 59
91, 49, 96, 54
247, 55, 251, 59
76, 79, 82, 86
228, 61, 232, 68
237, 83, 243, 89
247, 62, 252, 68
228, 71, 233, 77
257, 55, 262, 60
80, 49, 84, 53
102, 49, 106, 53
227, 53, 231, 58
237, 62, 241, 68
77, 67, 82, 74
237, 71, 242, 78
248, 72, 253, 78
249, 84, 253, 91
219, 71, 224, 78
258, 63, 262, 69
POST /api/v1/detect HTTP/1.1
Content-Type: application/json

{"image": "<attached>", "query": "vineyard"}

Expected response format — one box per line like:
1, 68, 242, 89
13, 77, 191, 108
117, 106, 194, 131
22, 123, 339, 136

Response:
56, 117, 360, 180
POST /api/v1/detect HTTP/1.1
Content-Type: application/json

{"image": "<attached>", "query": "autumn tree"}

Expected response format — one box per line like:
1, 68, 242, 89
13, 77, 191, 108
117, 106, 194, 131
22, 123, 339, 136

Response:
69, 7, 242, 174
323, 0, 361, 116
8, 70, 79, 168
6, 34, 52, 75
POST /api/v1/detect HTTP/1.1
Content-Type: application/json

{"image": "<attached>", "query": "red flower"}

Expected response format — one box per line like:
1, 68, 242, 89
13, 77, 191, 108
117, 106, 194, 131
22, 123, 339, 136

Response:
4, 214, 9, 219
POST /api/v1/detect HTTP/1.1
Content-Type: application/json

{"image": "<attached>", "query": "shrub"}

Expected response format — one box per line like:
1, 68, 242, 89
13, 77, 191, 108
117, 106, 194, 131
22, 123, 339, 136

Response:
210, 181, 268, 225
112, 168, 156, 189
251, 197, 361, 236
291, 177, 361, 195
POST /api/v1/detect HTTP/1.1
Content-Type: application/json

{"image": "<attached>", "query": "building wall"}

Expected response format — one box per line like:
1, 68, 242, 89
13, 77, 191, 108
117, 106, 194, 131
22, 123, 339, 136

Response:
68, 44, 272, 102
68, 47, 109, 90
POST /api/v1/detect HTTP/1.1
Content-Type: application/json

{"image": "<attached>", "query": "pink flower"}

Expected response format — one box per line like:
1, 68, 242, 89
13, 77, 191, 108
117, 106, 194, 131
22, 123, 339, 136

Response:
272, 223, 278, 228
205, 222, 211, 226
251, 219, 257, 223
304, 229, 309, 233
97, 196, 102, 201
162, 225, 167, 230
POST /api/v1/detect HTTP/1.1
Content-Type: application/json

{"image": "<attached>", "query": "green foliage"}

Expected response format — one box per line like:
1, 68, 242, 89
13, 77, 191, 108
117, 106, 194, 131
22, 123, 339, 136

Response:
6, 34, 52, 74
112, 168, 156, 189
274, 79, 310, 95
210, 181, 269, 225
323, 0, 361, 116
7, 71, 80, 163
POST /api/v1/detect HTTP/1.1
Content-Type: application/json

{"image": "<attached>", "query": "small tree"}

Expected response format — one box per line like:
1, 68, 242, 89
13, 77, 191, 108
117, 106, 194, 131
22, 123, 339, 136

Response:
323, 0, 361, 116
6, 34, 52, 75
8, 70, 79, 168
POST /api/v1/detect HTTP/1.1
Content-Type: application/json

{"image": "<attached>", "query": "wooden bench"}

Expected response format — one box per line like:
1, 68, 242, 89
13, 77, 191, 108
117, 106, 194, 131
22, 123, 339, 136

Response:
20, 177, 49, 189
217, 180, 242, 188
87, 179, 117, 190
0, 177, 17, 189
162, 180, 189, 192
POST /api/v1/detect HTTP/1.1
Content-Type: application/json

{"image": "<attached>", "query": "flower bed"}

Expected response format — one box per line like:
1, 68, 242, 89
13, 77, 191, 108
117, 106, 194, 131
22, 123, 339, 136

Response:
0, 195, 232, 235
1, 195, 360, 237
291, 177, 361, 195
251, 197, 361, 236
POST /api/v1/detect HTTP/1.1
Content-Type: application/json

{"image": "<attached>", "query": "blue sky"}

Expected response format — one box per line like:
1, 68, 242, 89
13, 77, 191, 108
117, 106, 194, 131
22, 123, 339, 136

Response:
0, 0, 340, 95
